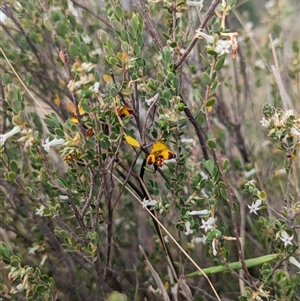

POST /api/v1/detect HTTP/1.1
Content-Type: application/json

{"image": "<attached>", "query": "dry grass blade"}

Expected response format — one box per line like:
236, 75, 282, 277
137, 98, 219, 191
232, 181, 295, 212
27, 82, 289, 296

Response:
139, 245, 171, 301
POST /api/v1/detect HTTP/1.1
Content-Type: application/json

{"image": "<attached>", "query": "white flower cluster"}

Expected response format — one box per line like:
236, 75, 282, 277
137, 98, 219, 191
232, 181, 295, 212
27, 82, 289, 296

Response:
195, 30, 239, 57
261, 109, 300, 139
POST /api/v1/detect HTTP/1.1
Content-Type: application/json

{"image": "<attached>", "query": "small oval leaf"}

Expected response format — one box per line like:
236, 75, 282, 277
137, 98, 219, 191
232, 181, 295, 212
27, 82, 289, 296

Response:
103, 74, 112, 83
201, 72, 211, 86
207, 139, 216, 149
121, 88, 134, 96
124, 135, 141, 148
205, 97, 216, 107
215, 56, 225, 71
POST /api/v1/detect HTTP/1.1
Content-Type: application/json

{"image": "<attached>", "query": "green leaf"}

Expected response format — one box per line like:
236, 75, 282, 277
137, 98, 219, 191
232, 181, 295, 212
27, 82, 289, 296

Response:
25, 72, 34, 86
207, 139, 216, 149
50, 10, 64, 22
5, 171, 16, 182
162, 90, 171, 100
69, 43, 79, 57
110, 87, 118, 97
218, 181, 227, 189
3, 74, 12, 85
215, 56, 225, 71
57, 178, 67, 188
56, 20, 68, 37
258, 191, 267, 200
201, 72, 211, 85
205, 97, 216, 107
0, 243, 13, 259
120, 30, 129, 42
162, 47, 172, 64
222, 158, 229, 170
107, 291, 129, 301
35, 285, 49, 294
157, 72, 165, 82
121, 88, 134, 96
205, 159, 215, 175
114, 6, 123, 20
137, 34, 143, 47
220, 187, 228, 200
10, 259, 19, 267
9, 160, 18, 173
131, 14, 140, 33
54, 128, 65, 138
187, 254, 279, 277
80, 42, 88, 56
44, 17, 53, 31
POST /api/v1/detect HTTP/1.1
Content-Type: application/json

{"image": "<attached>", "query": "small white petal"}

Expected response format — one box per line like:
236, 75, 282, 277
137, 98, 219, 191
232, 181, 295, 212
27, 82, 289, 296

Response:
280, 231, 293, 247
215, 40, 232, 55
200, 217, 215, 232
82, 35, 91, 44
289, 256, 300, 269
35, 205, 45, 216
93, 82, 100, 92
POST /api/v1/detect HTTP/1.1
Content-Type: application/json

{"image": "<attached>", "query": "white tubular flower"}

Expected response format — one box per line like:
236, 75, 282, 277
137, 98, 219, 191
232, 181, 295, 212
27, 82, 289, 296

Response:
195, 30, 214, 43
280, 231, 293, 248
42, 137, 65, 152
187, 0, 203, 8
0, 125, 21, 146
164, 158, 176, 164
289, 256, 300, 269
142, 198, 157, 209
194, 235, 207, 244
80, 62, 96, 72
212, 238, 218, 256
200, 217, 215, 232
195, 30, 232, 55
145, 93, 159, 107
189, 210, 209, 216
184, 221, 193, 235
181, 138, 195, 144
248, 199, 262, 215
290, 127, 300, 138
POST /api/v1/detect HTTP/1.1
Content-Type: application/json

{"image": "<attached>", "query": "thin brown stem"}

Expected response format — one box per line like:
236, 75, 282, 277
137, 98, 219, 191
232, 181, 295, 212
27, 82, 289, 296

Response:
204, 58, 256, 290
175, 0, 222, 69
